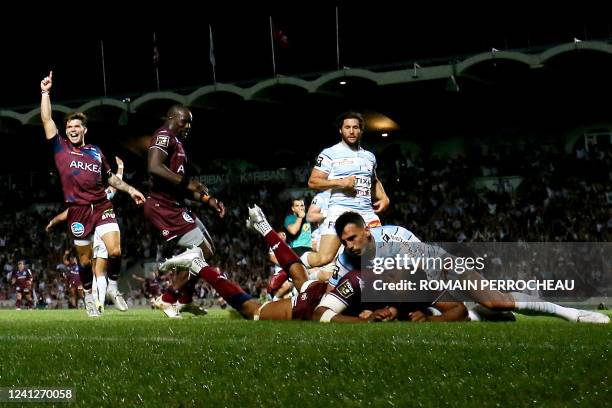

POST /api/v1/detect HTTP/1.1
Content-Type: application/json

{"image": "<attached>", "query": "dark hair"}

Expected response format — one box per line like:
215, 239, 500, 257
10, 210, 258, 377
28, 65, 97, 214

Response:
64, 112, 88, 127
335, 111, 365, 131
334, 211, 366, 237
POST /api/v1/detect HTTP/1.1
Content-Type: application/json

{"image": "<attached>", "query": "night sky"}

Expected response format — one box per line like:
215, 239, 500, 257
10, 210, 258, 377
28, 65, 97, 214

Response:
2, 5, 610, 109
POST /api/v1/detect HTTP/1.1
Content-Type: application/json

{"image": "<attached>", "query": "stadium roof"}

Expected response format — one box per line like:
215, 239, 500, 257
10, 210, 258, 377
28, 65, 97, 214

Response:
2, 6, 612, 170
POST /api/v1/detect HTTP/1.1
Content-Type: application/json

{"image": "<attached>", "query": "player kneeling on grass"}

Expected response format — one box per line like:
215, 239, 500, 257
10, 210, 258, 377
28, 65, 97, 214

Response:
157, 205, 467, 322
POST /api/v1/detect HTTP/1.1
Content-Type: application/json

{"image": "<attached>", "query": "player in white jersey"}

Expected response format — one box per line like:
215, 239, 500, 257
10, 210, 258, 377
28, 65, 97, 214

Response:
320, 211, 609, 324
301, 112, 390, 269
306, 190, 330, 251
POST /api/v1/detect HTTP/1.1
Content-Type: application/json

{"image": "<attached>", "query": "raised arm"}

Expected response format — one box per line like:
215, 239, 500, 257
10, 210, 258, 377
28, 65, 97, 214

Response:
40, 71, 58, 139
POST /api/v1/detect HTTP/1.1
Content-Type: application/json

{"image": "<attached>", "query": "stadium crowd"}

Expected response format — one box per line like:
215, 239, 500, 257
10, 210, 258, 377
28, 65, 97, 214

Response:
1, 136, 610, 307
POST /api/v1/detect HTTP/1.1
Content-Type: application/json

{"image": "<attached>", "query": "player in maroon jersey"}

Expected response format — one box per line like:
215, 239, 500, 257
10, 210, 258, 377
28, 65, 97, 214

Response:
62, 255, 83, 309
144, 104, 225, 317
40, 71, 146, 317
12, 260, 34, 310
46, 157, 128, 313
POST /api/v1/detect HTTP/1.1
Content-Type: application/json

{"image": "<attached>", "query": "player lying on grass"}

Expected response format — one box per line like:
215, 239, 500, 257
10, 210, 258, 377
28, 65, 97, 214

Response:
326, 211, 609, 324
158, 205, 467, 322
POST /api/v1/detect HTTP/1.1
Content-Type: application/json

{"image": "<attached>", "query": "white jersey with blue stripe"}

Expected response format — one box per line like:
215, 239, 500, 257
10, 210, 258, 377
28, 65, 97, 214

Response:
329, 225, 421, 287
314, 142, 377, 213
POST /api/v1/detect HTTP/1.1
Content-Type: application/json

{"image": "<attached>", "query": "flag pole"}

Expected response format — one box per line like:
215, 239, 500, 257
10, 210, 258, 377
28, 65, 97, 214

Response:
269, 16, 277, 77
153, 32, 160, 91
335, 6, 341, 70
100, 40, 107, 96
209, 24, 217, 84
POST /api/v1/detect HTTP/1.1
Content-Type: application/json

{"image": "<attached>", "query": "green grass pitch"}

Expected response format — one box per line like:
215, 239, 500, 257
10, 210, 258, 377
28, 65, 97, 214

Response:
0, 308, 609, 407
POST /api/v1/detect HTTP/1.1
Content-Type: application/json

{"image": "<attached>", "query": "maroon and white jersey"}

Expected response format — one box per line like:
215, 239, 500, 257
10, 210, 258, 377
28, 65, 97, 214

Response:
318, 270, 391, 317
148, 126, 187, 204
144, 277, 162, 297
65, 263, 81, 286
50, 132, 112, 205
15, 268, 33, 287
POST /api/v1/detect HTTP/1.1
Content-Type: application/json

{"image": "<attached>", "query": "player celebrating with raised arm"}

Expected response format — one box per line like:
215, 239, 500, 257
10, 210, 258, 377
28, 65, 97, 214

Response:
40, 71, 146, 317
46, 156, 129, 313
301, 111, 390, 269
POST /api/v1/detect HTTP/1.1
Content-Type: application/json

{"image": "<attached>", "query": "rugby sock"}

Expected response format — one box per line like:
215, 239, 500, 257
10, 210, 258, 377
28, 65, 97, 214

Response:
162, 287, 180, 304
96, 276, 107, 305
178, 277, 198, 305
107, 256, 121, 284
264, 231, 302, 271
267, 270, 289, 294
511, 292, 579, 322
78, 263, 94, 291
15, 298, 21, 309
192, 259, 251, 309
107, 279, 118, 295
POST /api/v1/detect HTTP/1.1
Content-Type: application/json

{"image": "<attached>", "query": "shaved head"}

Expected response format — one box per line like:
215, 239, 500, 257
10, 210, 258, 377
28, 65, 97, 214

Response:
167, 104, 191, 119
165, 105, 193, 138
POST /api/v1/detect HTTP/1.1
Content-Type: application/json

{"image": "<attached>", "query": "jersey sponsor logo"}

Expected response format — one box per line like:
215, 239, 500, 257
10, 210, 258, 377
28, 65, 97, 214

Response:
302, 224, 311, 232
162, 229, 170, 237
182, 212, 194, 223
316, 156, 323, 167
338, 158, 356, 166
155, 135, 170, 147
71, 222, 85, 237
271, 242, 280, 251
337, 280, 354, 299
101, 208, 116, 220
381, 232, 404, 243
70, 161, 101, 173
177, 165, 185, 174
300, 292, 308, 301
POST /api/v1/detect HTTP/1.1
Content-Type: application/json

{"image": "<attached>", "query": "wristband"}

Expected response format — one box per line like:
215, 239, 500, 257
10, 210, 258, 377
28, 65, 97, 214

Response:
41, 91, 49, 95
